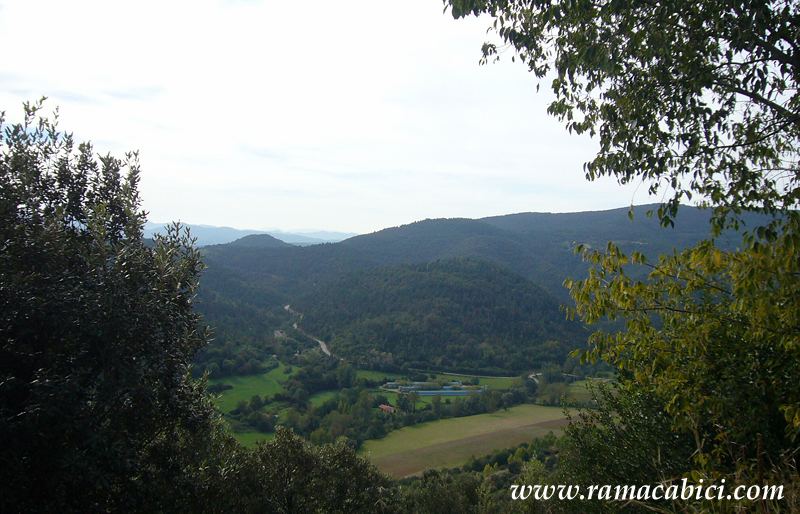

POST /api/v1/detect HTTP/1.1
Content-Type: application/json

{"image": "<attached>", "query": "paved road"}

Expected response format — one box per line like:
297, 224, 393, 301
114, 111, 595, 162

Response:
285, 305, 331, 356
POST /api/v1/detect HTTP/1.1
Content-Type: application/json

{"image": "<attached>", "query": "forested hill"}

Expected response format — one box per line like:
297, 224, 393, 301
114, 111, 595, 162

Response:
199, 204, 751, 307
227, 233, 292, 248
194, 204, 761, 372
291, 259, 585, 373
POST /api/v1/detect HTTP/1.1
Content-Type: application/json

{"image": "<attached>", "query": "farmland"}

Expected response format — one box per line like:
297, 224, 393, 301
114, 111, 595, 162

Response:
208, 362, 292, 413
358, 403, 566, 477
207, 361, 580, 449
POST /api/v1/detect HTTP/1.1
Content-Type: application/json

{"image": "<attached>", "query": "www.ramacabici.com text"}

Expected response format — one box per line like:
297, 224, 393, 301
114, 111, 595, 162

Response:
510, 479, 784, 502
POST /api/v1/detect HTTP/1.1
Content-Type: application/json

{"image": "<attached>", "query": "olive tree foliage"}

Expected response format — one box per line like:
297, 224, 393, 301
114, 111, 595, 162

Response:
246, 427, 393, 514
0, 99, 234, 513
444, 0, 800, 491
399, 468, 484, 514
0, 100, 402, 514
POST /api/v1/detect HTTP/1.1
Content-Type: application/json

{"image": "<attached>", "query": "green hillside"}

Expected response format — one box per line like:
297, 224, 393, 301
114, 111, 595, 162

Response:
199, 204, 756, 305
227, 233, 293, 248
193, 205, 765, 374
292, 259, 586, 373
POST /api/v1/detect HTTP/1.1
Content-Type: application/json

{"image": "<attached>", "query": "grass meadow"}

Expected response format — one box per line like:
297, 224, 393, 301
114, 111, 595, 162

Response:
355, 369, 406, 381
308, 390, 338, 407
234, 431, 276, 446
565, 378, 615, 406
358, 403, 567, 477
208, 362, 292, 413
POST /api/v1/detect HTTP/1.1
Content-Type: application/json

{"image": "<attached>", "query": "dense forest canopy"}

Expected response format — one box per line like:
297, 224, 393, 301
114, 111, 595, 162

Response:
194, 205, 767, 377
293, 258, 585, 372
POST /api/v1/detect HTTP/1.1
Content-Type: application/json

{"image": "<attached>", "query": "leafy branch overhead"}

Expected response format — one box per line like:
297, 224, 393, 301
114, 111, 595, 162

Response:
447, 0, 799, 228
446, 0, 800, 507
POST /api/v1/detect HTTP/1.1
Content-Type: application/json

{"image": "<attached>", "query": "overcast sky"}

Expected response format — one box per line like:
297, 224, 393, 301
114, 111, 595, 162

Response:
0, 0, 647, 234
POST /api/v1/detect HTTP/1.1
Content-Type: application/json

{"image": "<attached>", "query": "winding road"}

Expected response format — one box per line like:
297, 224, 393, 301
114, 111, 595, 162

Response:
285, 305, 332, 356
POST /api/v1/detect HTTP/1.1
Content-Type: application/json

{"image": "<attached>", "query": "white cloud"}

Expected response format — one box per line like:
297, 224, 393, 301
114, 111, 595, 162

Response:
0, 0, 646, 233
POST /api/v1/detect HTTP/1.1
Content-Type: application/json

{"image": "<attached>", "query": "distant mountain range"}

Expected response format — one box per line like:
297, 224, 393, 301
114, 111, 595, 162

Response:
198, 204, 757, 302
191, 204, 766, 374
143, 222, 357, 247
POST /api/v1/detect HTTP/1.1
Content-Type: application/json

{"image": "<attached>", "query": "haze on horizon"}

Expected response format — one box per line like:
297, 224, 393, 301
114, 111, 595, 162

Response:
1, 0, 648, 234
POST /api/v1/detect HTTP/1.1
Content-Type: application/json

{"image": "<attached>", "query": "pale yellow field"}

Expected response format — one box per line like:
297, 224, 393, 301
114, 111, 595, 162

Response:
358, 404, 567, 477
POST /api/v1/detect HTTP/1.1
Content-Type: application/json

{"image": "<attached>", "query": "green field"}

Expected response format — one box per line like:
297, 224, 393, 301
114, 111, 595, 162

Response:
356, 369, 521, 391
565, 378, 615, 405
430, 373, 520, 390
565, 380, 593, 405
211, 365, 538, 449
308, 390, 338, 407
358, 403, 566, 477
356, 369, 405, 381
233, 431, 276, 446
208, 363, 292, 413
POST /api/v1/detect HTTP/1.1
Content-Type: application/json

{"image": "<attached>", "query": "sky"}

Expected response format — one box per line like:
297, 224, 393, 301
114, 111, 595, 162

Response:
0, 0, 647, 234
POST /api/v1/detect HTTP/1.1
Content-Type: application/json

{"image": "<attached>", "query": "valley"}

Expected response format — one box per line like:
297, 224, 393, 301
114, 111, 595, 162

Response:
193, 205, 725, 473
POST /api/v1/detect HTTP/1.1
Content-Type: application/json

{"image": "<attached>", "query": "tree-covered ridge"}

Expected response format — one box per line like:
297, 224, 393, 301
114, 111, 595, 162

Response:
194, 205, 748, 373
293, 258, 585, 373
199, 204, 759, 308
195, 206, 764, 377
227, 233, 293, 248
